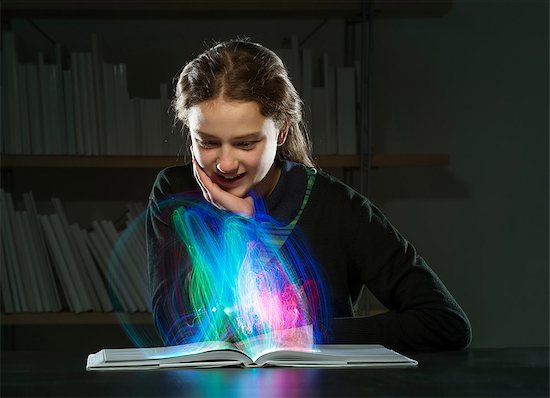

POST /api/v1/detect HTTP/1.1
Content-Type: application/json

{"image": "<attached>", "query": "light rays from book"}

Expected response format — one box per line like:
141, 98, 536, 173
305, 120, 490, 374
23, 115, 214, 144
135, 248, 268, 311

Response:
108, 193, 331, 356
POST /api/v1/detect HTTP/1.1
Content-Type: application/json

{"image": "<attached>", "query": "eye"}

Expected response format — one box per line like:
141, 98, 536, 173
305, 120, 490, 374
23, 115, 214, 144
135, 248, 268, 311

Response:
196, 139, 217, 149
236, 141, 257, 149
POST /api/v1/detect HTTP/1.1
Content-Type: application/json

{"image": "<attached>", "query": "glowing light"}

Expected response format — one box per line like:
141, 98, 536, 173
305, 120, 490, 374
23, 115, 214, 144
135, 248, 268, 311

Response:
113, 188, 332, 356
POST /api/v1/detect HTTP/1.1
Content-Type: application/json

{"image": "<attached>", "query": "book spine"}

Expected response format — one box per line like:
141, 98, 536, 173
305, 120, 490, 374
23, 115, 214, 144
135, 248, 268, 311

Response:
301, 48, 313, 138
70, 53, 84, 154
37, 52, 53, 155
90, 221, 135, 312
336, 66, 357, 155
63, 69, 77, 155
54, 43, 67, 155
102, 62, 117, 155
17, 63, 31, 154
23, 191, 63, 311
47, 63, 62, 154
2, 32, 22, 154
91, 34, 106, 155
2, 191, 30, 311
0, 190, 23, 311
71, 225, 113, 312
40, 214, 81, 312
322, 53, 337, 154
100, 220, 147, 311
311, 87, 327, 155
50, 198, 95, 311
25, 63, 44, 154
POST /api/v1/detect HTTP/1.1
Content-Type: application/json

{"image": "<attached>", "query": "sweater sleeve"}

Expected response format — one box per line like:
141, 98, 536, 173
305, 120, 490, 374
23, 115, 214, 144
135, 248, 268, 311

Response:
332, 194, 472, 351
146, 167, 200, 346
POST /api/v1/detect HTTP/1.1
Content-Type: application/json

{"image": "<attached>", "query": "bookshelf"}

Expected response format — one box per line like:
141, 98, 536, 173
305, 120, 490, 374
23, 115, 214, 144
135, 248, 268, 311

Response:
0, 1, 451, 347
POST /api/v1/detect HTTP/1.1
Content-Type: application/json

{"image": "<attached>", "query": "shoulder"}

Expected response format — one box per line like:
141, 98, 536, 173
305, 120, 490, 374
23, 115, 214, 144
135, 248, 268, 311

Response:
311, 168, 370, 208
149, 163, 197, 202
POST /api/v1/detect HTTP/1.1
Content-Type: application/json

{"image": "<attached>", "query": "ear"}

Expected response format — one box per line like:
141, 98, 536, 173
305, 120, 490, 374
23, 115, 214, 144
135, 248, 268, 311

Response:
277, 120, 290, 146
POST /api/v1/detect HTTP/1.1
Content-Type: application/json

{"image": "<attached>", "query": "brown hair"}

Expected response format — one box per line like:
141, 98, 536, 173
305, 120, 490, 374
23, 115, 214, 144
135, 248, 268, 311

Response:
173, 38, 314, 167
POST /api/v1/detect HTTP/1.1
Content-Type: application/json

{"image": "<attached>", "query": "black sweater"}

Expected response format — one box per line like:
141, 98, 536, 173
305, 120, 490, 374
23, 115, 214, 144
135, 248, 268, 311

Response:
147, 160, 472, 351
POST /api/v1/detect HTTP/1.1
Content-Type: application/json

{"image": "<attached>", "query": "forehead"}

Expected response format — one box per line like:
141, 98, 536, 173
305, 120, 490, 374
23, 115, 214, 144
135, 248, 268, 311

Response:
188, 99, 267, 131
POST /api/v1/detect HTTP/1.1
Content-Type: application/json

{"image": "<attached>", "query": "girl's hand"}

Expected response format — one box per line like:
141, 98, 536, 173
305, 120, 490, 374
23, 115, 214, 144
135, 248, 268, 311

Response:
192, 155, 255, 218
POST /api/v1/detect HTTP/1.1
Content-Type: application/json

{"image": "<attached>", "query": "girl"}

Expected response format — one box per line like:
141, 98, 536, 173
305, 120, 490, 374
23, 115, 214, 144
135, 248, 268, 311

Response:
146, 39, 471, 351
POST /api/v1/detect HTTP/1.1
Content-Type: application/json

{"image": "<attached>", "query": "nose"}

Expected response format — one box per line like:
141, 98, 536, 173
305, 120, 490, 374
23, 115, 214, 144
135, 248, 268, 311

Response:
216, 148, 239, 175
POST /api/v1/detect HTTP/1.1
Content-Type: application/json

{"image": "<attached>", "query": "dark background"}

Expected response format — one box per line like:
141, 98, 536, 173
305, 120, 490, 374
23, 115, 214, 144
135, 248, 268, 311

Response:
2, 0, 548, 349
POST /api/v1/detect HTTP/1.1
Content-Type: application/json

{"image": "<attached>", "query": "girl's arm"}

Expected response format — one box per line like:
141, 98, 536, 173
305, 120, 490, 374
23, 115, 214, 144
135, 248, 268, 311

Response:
338, 195, 472, 351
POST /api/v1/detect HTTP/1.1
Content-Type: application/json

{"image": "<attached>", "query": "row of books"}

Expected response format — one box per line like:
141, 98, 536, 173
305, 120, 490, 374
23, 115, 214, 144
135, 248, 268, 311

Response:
1, 32, 359, 156
1, 32, 178, 156
0, 189, 150, 313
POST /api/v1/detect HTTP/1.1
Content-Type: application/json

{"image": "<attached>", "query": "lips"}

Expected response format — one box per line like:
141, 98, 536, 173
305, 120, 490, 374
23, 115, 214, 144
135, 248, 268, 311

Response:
213, 172, 246, 188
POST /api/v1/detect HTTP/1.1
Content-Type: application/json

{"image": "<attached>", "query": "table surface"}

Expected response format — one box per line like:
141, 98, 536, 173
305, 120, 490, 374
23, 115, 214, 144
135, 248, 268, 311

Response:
1, 347, 548, 397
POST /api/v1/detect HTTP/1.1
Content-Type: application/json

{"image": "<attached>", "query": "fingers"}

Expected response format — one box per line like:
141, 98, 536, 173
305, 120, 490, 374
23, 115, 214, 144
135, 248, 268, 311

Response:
190, 149, 254, 218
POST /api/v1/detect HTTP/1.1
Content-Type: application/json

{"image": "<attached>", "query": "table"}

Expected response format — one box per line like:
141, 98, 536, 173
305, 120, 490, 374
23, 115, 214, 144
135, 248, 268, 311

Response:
2, 348, 548, 397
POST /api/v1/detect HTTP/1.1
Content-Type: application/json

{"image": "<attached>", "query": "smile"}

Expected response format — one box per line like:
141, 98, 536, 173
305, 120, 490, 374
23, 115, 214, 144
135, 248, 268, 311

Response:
214, 172, 246, 186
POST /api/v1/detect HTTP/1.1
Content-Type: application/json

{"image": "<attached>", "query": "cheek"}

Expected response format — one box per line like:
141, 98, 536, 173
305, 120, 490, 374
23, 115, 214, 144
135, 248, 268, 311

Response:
191, 145, 211, 169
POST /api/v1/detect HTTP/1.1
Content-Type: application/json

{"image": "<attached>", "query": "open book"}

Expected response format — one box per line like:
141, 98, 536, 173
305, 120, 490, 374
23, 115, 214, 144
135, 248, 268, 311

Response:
86, 342, 418, 370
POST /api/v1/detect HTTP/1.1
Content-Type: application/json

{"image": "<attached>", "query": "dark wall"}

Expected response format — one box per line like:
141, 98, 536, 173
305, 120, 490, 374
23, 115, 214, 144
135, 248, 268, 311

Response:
369, 0, 549, 347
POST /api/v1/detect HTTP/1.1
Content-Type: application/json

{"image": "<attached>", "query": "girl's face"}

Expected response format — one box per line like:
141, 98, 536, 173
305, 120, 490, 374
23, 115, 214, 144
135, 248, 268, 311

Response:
188, 98, 284, 198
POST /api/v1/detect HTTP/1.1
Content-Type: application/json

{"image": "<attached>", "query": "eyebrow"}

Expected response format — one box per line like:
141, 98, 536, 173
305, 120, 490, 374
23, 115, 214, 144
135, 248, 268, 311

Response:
196, 131, 262, 140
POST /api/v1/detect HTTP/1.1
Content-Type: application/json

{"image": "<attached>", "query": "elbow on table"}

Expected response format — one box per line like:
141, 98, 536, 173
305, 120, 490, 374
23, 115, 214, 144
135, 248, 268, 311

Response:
439, 311, 473, 351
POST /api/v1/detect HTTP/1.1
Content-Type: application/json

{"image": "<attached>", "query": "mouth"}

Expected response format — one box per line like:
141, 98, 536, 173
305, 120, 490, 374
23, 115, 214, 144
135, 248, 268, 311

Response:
213, 172, 246, 188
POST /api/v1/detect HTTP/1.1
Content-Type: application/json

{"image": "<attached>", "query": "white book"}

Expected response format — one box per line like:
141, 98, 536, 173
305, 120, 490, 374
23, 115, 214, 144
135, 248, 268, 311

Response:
102, 62, 117, 155
132, 98, 143, 155
311, 87, 327, 155
289, 34, 301, 93
89, 222, 136, 312
54, 43, 67, 155
13, 211, 41, 311
0, 241, 15, 312
336, 66, 357, 155
0, 190, 23, 311
91, 34, 106, 155
63, 69, 77, 154
2, 32, 22, 154
20, 212, 48, 311
76, 53, 92, 155
25, 63, 44, 154
2, 191, 30, 311
140, 99, 162, 156
87, 338, 417, 371
84, 53, 99, 155
23, 191, 62, 312
85, 230, 128, 312
113, 63, 131, 155
40, 214, 82, 312
322, 53, 337, 154
51, 198, 96, 311
99, 220, 147, 311
49, 213, 93, 312
300, 47, 313, 134
37, 53, 53, 155
47, 63, 64, 154
70, 224, 113, 312
17, 63, 31, 154
160, 83, 177, 156
70, 53, 85, 154
275, 35, 301, 94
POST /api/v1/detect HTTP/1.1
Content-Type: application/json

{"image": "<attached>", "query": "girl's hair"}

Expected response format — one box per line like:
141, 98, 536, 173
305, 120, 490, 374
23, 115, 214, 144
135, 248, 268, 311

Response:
173, 38, 315, 167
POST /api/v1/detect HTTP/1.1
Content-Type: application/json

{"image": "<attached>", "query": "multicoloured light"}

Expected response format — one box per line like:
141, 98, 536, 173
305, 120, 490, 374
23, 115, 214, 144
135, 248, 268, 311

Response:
152, 193, 331, 357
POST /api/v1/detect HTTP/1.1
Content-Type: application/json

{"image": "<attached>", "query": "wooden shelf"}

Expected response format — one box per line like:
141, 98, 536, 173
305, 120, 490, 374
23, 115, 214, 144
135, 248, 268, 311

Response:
1, 312, 153, 325
0, 154, 449, 169
1, 0, 452, 19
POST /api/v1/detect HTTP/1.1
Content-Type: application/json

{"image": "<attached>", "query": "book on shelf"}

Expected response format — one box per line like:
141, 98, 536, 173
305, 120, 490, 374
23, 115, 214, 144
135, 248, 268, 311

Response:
336, 66, 357, 155
87, 338, 418, 370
